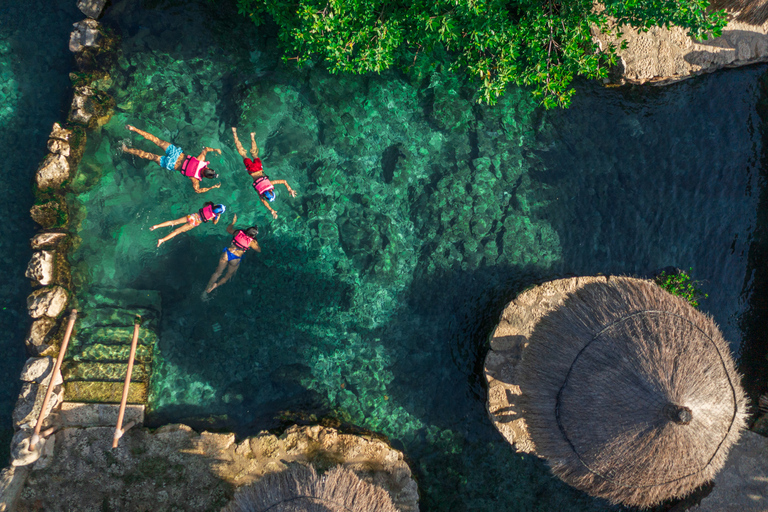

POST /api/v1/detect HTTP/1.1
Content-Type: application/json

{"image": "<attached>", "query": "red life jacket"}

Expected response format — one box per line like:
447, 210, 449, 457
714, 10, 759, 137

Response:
199, 204, 217, 222
253, 175, 274, 196
180, 156, 209, 180
233, 230, 254, 250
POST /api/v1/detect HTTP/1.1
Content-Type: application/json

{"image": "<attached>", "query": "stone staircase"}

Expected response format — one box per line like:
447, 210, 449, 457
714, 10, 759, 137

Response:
61, 288, 160, 405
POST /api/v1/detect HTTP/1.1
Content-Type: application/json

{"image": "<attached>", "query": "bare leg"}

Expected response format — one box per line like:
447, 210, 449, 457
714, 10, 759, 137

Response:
215, 261, 241, 287
231, 127, 248, 158
126, 125, 171, 151
205, 254, 229, 293
157, 222, 195, 247
150, 216, 188, 231
249, 133, 259, 159
122, 145, 162, 165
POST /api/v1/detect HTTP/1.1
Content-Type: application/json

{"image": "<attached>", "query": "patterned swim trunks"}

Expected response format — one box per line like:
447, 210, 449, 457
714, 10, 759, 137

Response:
159, 144, 183, 170
186, 213, 202, 227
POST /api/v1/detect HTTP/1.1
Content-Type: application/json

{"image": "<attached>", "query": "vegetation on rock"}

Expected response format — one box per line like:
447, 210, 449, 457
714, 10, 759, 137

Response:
655, 268, 708, 308
232, 0, 726, 107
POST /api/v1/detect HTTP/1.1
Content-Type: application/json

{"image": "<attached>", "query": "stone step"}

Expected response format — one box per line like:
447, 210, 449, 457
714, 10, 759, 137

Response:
69, 326, 158, 348
62, 362, 149, 383
77, 308, 159, 331
55, 402, 144, 427
83, 288, 161, 312
63, 381, 147, 404
70, 343, 152, 363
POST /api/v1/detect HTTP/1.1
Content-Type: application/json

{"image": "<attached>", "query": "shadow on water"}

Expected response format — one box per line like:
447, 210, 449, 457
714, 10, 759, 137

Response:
0, 0, 80, 462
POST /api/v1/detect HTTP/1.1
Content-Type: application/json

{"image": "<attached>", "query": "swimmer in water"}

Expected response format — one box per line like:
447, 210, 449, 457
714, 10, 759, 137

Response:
204, 213, 260, 294
232, 126, 296, 219
122, 124, 222, 194
150, 202, 225, 248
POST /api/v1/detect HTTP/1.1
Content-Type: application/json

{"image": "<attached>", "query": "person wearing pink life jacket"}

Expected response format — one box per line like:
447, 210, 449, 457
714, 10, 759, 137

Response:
204, 213, 261, 294
150, 202, 226, 248
231, 126, 296, 219
122, 124, 222, 194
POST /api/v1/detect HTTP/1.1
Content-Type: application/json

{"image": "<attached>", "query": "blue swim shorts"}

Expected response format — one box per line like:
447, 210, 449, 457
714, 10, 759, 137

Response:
159, 144, 183, 170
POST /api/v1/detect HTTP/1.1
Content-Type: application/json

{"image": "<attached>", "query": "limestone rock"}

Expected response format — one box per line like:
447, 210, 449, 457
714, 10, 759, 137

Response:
69, 86, 113, 128
77, 0, 107, 19
33, 433, 56, 470
47, 138, 70, 157
35, 153, 70, 190
50, 122, 72, 142
30, 232, 67, 250
25, 317, 57, 356
27, 286, 68, 319
10, 430, 44, 467
12, 382, 63, 430
69, 19, 102, 53
19, 357, 60, 385
0, 465, 31, 512
30, 201, 67, 229
25, 251, 54, 286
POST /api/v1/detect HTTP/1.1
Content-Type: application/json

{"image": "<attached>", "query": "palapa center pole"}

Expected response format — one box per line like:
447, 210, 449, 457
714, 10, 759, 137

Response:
113, 316, 141, 448
30, 309, 78, 450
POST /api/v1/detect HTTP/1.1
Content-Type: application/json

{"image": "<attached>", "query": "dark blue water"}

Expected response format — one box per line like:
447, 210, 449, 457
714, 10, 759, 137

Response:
0, 0, 80, 463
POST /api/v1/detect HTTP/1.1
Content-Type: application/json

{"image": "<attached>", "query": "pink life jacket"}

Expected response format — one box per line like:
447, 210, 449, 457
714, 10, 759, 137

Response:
252, 175, 274, 196
233, 230, 254, 250
180, 156, 209, 180
199, 204, 216, 222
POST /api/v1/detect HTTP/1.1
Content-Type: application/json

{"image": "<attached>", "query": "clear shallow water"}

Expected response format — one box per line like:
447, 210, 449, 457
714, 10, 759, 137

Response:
68, 1, 763, 509
0, 0, 80, 462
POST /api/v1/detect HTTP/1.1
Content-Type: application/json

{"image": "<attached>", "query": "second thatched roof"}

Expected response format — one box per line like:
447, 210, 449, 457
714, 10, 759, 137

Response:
517, 277, 747, 508
710, 0, 768, 25
223, 464, 399, 512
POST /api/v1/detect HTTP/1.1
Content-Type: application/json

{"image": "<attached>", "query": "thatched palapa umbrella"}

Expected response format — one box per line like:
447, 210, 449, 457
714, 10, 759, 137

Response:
710, 0, 768, 25
517, 277, 747, 508
223, 464, 399, 512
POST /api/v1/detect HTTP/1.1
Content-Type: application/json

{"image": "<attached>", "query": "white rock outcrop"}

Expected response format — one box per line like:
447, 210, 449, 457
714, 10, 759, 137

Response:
68, 19, 102, 53
35, 154, 70, 190
27, 286, 68, 319
25, 251, 54, 286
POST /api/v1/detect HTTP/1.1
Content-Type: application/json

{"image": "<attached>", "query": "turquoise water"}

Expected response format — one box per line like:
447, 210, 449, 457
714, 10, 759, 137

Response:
0, 0, 80, 462
65, 1, 764, 510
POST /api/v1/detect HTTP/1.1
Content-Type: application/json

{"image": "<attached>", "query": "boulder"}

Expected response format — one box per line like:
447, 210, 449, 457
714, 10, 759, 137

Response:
47, 138, 71, 157
0, 465, 32, 512
27, 286, 68, 319
69, 19, 102, 53
25, 317, 57, 356
30, 201, 67, 229
69, 86, 113, 128
12, 382, 63, 430
50, 122, 72, 142
25, 251, 54, 286
30, 232, 67, 250
77, 0, 107, 19
35, 153, 70, 190
19, 357, 57, 384
10, 429, 45, 467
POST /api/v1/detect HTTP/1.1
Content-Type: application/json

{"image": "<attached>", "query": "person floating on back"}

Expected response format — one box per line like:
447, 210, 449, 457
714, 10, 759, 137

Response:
122, 124, 222, 194
150, 202, 225, 248
232, 127, 296, 219
204, 213, 260, 295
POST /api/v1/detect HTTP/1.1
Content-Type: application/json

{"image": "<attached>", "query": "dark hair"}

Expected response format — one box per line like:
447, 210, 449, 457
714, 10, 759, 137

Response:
245, 226, 259, 238
203, 201, 213, 208
203, 167, 218, 179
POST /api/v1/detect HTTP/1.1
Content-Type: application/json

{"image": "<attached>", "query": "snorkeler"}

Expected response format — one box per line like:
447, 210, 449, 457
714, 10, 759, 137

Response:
231, 127, 296, 219
150, 202, 226, 248
204, 213, 260, 294
122, 125, 222, 194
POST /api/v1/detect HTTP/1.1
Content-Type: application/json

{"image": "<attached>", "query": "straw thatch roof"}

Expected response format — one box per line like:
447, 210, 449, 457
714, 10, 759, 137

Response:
517, 277, 748, 508
710, 0, 768, 25
223, 464, 399, 512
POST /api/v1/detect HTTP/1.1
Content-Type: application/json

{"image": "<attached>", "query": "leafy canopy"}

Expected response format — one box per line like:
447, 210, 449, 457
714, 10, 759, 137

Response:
234, 0, 726, 107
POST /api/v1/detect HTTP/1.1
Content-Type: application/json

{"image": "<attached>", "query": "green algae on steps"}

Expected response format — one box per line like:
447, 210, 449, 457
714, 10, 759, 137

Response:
63, 381, 147, 404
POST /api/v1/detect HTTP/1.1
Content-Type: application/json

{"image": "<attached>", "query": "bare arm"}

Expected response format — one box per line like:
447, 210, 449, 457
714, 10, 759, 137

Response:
271, 179, 296, 197
249, 240, 261, 252
196, 146, 222, 161
226, 214, 237, 235
213, 214, 220, 225
260, 197, 278, 219
192, 178, 221, 194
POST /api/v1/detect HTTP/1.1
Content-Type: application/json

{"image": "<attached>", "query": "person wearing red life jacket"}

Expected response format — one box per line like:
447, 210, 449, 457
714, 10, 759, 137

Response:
122, 124, 222, 194
150, 202, 225, 248
204, 213, 261, 294
231, 127, 296, 219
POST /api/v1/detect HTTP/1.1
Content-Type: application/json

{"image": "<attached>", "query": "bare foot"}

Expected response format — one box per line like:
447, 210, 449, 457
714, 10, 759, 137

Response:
149, 225, 158, 231
121, 144, 128, 153
200, 291, 211, 302
205, 283, 218, 294
157, 239, 164, 248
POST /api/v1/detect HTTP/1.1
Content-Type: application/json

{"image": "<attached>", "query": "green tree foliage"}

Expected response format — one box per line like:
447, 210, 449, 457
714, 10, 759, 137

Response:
655, 268, 708, 308
233, 0, 726, 108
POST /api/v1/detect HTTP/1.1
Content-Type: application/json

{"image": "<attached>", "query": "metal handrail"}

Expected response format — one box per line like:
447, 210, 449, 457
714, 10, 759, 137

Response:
113, 316, 141, 448
30, 308, 77, 450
